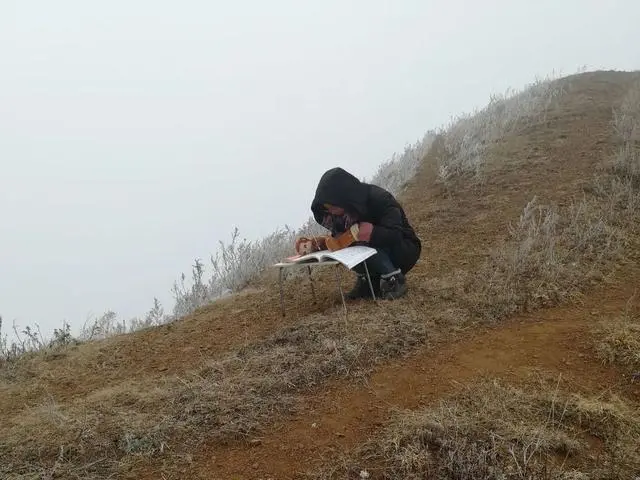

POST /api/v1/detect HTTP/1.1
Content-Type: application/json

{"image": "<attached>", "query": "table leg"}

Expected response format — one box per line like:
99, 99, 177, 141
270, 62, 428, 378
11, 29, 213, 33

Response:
307, 265, 317, 303
334, 265, 347, 318
363, 260, 377, 301
279, 267, 285, 317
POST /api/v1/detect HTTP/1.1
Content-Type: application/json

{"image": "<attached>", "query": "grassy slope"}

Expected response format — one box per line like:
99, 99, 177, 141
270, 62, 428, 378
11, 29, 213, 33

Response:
1, 70, 640, 480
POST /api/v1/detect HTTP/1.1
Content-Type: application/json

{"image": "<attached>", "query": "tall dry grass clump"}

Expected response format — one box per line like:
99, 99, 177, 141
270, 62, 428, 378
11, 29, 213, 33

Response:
463, 195, 625, 321
611, 79, 640, 185
313, 378, 640, 480
593, 295, 640, 374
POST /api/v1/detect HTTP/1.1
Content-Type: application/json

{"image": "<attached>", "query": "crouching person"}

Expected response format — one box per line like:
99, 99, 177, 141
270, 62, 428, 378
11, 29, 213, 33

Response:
310, 167, 421, 300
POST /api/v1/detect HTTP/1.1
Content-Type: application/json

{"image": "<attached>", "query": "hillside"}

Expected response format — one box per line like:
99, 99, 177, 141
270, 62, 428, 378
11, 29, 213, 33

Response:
2, 70, 640, 479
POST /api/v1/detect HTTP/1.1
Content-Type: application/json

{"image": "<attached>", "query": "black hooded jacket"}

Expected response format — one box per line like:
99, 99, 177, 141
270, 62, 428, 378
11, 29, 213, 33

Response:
311, 167, 421, 273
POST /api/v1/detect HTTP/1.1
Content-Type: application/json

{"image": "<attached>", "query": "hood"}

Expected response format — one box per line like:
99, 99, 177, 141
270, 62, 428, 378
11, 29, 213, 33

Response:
311, 167, 369, 223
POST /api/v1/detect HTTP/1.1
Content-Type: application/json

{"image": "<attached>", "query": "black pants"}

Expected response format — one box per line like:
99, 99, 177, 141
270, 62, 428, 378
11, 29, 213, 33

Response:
353, 248, 401, 279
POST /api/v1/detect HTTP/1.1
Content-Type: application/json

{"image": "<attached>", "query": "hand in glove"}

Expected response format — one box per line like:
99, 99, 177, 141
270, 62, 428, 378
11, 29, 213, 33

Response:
294, 236, 328, 255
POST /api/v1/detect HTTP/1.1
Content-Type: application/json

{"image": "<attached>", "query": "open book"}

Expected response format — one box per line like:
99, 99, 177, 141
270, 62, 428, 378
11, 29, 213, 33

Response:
281, 245, 377, 270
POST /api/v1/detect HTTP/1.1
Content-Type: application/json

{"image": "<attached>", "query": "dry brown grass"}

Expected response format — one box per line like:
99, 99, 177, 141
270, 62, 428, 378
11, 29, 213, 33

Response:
168, 308, 429, 440
311, 377, 640, 480
1, 307, 432, 479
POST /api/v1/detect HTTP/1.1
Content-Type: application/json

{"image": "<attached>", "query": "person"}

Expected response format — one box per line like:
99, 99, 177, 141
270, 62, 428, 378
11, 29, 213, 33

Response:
310, 167, 421, 300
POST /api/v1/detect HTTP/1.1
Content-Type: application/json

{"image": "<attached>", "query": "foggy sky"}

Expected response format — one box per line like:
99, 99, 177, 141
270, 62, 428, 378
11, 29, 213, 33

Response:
1, 0, 639, 338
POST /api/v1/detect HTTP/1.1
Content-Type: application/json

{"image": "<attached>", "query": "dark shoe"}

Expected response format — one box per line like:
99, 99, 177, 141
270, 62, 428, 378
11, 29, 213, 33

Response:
380, 272, 408, 300
346, 274, 380, 300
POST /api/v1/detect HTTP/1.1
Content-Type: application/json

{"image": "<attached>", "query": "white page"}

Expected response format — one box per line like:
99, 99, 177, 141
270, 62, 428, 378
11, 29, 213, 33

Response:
322, 245, 377, 269
278, 245, 377, 269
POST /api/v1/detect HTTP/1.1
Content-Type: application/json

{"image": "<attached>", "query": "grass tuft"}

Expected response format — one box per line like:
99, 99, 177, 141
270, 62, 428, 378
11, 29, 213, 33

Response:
311, 378, 640, 480
462, 194, 629, 322
593, 297, 640, 373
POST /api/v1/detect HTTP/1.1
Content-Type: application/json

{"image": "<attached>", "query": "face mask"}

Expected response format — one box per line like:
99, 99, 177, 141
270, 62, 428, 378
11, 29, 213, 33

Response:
331, 214, 347, 233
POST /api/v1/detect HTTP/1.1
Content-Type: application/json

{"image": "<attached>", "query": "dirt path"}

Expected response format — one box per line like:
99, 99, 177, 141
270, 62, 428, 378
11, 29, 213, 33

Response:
184, 270, 640, 480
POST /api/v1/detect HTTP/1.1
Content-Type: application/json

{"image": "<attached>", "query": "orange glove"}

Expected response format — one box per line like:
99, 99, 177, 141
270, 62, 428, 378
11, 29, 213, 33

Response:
294, 235, 328, 255
325, 224, 360, 251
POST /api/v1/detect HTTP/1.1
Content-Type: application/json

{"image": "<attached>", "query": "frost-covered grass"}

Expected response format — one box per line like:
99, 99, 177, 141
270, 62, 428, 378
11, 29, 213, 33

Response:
436, 72, 566, 186
464, 194, 627, 322
169, 219, 327, 319
368, 131, 437, 197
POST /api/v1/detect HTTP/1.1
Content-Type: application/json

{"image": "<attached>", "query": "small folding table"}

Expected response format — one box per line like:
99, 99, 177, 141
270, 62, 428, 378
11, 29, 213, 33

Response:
272, 258, 377, 317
